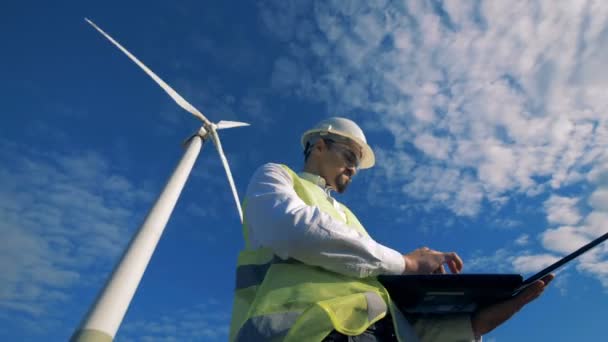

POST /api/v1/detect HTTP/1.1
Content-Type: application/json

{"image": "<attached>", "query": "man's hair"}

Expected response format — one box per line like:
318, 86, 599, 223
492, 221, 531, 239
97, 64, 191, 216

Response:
303, 137, 317, 162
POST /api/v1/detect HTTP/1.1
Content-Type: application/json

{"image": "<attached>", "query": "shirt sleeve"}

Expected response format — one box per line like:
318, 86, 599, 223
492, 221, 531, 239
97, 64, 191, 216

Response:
244, 163, 405, 278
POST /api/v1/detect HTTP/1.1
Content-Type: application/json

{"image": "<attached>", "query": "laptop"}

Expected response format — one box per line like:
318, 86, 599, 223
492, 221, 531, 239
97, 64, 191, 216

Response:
378, 231, 608, 313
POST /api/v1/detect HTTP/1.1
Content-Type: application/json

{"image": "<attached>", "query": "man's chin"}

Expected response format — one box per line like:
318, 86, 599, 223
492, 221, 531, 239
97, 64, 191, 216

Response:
335, 178, 351, 193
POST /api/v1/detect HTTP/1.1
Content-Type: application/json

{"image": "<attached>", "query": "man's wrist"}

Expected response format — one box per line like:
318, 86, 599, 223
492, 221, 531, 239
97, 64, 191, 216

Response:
402, 255, 414, 274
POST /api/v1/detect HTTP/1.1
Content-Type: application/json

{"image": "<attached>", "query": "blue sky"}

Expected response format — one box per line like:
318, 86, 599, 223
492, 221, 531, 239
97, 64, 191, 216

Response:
2, 1, 608, 341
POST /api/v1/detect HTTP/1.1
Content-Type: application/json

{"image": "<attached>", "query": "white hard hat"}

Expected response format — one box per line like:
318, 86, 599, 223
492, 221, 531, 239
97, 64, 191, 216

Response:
301, 117, 375, 169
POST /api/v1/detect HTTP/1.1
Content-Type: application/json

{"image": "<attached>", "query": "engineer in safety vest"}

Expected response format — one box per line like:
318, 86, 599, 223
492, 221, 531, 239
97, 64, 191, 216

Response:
230, 117, 554, 342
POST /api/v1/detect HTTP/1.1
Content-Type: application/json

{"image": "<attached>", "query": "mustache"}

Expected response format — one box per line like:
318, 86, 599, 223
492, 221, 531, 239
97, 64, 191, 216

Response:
343, 168, 355, 178
338, 173, 352, 184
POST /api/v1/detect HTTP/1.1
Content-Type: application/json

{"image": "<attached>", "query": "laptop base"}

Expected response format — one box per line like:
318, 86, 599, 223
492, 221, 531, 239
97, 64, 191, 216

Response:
378, 274, 523, 313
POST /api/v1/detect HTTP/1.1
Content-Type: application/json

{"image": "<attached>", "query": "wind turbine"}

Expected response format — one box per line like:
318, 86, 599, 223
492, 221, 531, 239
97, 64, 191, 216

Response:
71, 18, 248, 342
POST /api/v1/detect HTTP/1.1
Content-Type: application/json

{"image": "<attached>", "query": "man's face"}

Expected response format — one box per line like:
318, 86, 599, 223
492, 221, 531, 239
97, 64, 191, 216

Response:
317, 138, 362, 193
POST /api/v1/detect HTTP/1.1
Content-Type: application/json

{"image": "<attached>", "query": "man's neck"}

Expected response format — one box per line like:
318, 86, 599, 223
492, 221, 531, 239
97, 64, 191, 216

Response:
301, 162, 331, 191
302, 162, 320, 176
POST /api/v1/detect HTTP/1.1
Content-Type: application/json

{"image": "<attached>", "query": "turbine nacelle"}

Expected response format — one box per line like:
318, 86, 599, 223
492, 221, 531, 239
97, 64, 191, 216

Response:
199, 120, 249, 137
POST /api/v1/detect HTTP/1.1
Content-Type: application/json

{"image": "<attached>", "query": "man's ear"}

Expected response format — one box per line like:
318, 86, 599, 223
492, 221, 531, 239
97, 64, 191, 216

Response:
312, 139, 326, 154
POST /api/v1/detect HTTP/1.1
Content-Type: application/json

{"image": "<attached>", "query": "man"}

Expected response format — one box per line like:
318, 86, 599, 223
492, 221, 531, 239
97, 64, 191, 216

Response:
230, 117, 553, 341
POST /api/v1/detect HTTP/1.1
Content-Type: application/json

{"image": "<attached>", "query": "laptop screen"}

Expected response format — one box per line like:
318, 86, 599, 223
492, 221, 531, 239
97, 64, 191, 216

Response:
521, 231, 608, 288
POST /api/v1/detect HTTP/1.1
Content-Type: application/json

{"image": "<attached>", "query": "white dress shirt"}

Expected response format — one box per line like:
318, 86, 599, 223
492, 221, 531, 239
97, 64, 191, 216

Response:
244, 162, 405, 278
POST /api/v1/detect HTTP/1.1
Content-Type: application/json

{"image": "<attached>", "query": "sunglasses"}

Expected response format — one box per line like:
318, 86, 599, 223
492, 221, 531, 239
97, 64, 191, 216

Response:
324, 139, 361, 169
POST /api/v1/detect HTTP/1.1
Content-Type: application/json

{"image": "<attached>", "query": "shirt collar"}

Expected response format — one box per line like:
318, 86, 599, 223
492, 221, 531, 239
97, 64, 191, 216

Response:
298, 171, 331, 192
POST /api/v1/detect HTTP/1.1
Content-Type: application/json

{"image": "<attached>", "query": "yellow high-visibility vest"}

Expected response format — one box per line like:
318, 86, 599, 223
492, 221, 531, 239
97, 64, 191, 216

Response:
229, 164, 408, 341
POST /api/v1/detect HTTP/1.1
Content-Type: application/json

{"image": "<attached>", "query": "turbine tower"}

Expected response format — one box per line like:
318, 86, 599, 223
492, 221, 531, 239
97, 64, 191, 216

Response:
71, 19, 248, 342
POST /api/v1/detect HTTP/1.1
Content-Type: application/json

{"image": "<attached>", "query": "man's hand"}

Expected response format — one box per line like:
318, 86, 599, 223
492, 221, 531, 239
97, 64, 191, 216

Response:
471, 274, 554, 336
403, 247, 464, 274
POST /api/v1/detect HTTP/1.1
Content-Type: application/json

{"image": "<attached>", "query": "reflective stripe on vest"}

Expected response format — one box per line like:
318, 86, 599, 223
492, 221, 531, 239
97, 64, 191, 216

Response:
235, 310, 302, 342
363, 292, 387, 322
235, 256, 299, 290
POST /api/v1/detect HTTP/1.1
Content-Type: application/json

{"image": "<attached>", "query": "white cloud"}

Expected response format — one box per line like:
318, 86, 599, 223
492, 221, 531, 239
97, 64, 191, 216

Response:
515, 234, 530, 246
576, 246, 608, 288
271, 57, 300, 89
587, 161, 608, 186
413, 133, 451, 160
588, 189, 608, 212
120, 301, 229, 342
541, 226, 590, 255
467, 248, 515, 273
539, 192, 608, 289
552, 272, 571, 296
582, 211, 608, 238
0, 143, 153, 325
260, 0, 608, 218
544, 195, 581, 226
512, 254, 560, 274
468, 247, 561, 275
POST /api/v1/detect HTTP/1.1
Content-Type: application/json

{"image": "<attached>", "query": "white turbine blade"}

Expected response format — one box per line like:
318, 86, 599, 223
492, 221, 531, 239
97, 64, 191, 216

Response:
209, 130, 244, 223
216, 120, 250, 130
84, 18, 211, 125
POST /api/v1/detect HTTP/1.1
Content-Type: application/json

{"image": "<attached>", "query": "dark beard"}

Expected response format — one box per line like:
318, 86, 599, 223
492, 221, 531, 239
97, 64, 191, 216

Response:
334, 174, 351, 193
